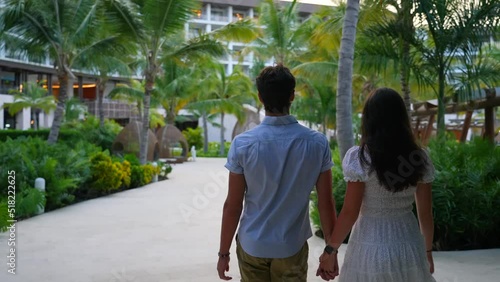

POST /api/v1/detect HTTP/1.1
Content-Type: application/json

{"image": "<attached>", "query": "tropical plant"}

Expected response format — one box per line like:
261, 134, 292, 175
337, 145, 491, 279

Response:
3, 82, 56, 130
186, 64, 253, 156
0, 0, 141, 144
182, 127, 203, 150
412, 0, 500, 136
249, 0, 307, 66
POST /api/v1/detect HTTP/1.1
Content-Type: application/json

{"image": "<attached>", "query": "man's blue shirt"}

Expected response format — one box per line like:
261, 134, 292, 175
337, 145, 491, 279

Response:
225, 115, 333, 258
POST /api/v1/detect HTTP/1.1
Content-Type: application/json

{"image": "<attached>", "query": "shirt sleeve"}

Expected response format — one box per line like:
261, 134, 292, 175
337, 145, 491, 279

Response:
342, 146, 368, 182
225, 139, 244, 174
321, 137, 334, 172
420, 149, 435, 183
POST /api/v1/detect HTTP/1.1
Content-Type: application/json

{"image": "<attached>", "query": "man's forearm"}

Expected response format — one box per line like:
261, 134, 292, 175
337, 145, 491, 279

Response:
219, 202, 243, 254
318, 198, 336, 243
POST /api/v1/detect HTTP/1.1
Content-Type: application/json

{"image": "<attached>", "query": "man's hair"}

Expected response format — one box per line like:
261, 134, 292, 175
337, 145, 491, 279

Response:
256, 64, 296, 114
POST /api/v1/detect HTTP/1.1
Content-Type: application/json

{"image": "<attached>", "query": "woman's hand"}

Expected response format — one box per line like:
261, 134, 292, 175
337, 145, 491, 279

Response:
427, 252, 434, 274
316, 252, 339, 281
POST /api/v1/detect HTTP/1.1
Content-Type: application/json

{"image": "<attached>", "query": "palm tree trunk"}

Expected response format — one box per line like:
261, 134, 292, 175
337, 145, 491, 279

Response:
167, 105, 176, 125
97, 78, 107, 128
202, 111, 209, 154
219, 112, 225, 156
31, 111, 37, 130
140, 64, 155, 164
336, 0, 359, 161
437, 67, 446, 138
400, 0, 413, 114
48, 72, 68, 144
400, 38, 412, 113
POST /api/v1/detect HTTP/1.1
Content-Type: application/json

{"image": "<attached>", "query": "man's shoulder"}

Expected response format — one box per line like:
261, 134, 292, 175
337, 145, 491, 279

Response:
294, 124, 329, 144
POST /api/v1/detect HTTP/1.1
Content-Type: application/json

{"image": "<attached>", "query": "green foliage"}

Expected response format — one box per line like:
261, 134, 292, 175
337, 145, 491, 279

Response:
0, 200, 12, 232
0, 129, 81, 143
62, 116, 123, 151
197, 142, 231, 158
16, 188, 45, 219
0, 137, 97, 212
87, 151, 125, 194
182, 127, 203, 150
310, 140, 500, 250
310, 146, 346, 233
429, 138, 500, 250
130, 165, 145, 189
158, 161, 173, 180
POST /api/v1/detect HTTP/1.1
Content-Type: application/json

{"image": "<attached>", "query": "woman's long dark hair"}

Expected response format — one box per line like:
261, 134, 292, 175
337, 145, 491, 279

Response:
359, 88, 426, 192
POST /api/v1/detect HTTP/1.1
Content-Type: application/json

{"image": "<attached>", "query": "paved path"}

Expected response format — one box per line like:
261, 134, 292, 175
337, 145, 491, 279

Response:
1, 158, 499, 282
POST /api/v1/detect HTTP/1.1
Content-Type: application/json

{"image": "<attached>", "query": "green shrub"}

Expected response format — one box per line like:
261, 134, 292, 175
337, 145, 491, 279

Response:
310, 146, 346, 239
0, 137, 96, 213
182, 127, 203, 150
197, 142, 231, 157
87, 151, 124, 195
130, 165, 145, 188
0, 129, 81, 143
61, 116, 122, 151
429, 138, 500, 250
16, 187, 45, 219
0, 200, 11, 232
158, 161, 173, 180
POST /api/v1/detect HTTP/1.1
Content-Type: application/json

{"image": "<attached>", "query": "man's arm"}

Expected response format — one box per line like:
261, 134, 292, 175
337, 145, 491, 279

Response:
316, 169, 336, 243
217, 172, 246, 280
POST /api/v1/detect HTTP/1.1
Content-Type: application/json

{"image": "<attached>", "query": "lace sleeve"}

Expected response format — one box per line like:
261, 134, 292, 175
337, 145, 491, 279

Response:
420, 149, 435, 183
342, 146, 368, 182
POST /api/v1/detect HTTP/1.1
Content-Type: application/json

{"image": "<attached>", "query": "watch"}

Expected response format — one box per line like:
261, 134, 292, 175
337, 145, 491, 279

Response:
324, 245, 338, 255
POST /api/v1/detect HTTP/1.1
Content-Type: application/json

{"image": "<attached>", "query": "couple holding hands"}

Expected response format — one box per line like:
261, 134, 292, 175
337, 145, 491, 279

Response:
217, 64, 436, 282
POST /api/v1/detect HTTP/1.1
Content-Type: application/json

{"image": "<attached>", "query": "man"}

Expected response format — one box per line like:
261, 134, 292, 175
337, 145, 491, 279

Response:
217, 64, 337, 281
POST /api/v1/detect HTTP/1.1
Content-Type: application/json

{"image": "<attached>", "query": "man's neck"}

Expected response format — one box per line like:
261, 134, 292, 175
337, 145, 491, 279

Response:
265, 111, 289, 117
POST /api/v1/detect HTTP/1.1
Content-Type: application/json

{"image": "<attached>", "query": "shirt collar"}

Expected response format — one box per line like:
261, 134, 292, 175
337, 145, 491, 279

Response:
261, 115, 298, 126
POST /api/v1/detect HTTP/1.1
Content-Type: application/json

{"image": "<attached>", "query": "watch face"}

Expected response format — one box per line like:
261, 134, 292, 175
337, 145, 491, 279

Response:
324, 245, 334, 254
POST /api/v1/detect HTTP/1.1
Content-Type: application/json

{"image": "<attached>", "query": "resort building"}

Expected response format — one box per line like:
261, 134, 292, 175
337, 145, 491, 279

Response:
0, 0, 322, 143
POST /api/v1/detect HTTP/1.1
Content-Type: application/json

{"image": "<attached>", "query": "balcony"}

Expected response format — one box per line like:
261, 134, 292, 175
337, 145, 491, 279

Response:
85, 99, 141, 120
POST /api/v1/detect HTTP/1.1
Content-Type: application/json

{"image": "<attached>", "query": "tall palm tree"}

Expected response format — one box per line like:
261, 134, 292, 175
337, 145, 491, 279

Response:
413, 0, 499, 137
186, 64, 253, 156
336, 0, 360, 160
249, 0, 307, 66
0, 0, 141, 144
3, 82, 56, 129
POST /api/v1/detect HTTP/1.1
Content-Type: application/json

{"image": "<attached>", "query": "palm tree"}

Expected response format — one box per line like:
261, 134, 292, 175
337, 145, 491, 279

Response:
249, 0, 307, 66
413, 0, 499, 137
0, 0, 141, 144
3, 82, 56, 129
336, 0, 360, 160
186, 64, 253, 156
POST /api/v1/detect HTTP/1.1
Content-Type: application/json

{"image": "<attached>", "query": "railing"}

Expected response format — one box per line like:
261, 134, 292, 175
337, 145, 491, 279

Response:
210, 15, 229, 22
0, 86, 18, 95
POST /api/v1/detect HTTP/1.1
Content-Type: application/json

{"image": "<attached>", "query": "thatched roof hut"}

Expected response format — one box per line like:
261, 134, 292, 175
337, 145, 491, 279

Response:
156, 124, 188, 162
112, 121, 159, 162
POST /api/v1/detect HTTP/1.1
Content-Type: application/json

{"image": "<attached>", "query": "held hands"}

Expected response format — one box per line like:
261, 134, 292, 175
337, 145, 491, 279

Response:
316, 252, 339, 281
217, 255, 232, 280
427, 252, 434, 274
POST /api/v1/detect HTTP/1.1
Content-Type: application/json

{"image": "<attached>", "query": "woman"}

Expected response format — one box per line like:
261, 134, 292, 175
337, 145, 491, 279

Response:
317, 88, 436, 282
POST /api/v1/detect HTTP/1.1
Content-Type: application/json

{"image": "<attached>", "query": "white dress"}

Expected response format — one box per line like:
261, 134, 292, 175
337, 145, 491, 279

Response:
339, 146, 436, 282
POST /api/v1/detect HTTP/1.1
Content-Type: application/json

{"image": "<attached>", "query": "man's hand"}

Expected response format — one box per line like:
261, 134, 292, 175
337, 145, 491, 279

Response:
316, 252, 339, 281
217, 256, 232, 280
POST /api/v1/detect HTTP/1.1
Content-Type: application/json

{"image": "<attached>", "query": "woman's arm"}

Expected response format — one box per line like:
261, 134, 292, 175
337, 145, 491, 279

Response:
317, 181, 364, 279
415, 182, 435, 273
327, 181, 365, 249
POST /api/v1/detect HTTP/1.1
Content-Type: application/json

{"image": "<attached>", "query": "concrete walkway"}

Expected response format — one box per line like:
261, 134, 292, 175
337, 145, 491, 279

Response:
1, 158, 499, 282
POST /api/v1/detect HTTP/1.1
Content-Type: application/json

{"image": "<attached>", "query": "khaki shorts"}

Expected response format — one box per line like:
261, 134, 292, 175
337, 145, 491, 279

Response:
236, 239, 308, 282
